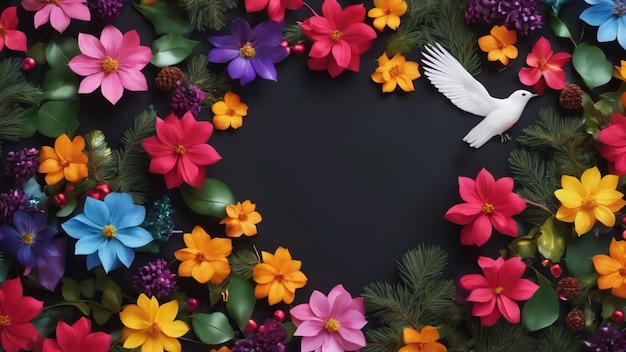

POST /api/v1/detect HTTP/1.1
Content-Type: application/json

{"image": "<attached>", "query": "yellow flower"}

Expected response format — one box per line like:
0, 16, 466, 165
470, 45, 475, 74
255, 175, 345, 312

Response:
593, 238, 626, 298
120, 294, 190, 352
38, 134, 89, 185
219, 200, 262, 237
367, 0, 407, 31
211, 91, 249, 130
371, 53, 421, 93
398, 326, 447, 352
477, 25, 518, 66
174, 226, 232, 284
554, 166, 626, 236
253, 246, 307, 305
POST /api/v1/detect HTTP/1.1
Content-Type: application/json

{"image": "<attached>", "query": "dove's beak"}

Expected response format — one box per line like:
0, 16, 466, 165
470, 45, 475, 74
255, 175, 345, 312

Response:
531, 94, 538, 97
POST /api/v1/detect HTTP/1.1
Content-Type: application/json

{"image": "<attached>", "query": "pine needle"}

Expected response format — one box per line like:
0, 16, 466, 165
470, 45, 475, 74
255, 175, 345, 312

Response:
184, 55, 232, 104
283, 24, 306, 44
0, 59, 43, 141
180, 0, 238, 32
468, 320, 538, 352
536, 326, 583, 352
229, 248, 260, 280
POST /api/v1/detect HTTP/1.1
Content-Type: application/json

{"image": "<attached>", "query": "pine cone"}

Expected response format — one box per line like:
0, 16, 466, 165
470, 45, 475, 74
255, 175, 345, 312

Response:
566, 309, 585, 332
155, 67, 185, 91
559, 84, 584, 111
557, 277, 581, 300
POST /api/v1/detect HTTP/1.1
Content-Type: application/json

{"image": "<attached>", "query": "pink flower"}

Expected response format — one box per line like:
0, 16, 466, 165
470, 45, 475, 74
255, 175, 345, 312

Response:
444, 168, 526, 247
518, 36, 571, 95
598, 112, 626, 176
460, 256, 539, 326
245, 0, 303, 22
68, 25, 152, 105
21, 0, 90, 34
0, 278, 43, 352
42, 317, 111, 352
141, 112, 222, 189
0, 7, 27, 52
290, 284, 367, 351
300, 0, 376, 78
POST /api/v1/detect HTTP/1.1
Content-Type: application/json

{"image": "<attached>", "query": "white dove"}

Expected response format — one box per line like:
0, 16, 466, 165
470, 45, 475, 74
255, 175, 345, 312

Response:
420, 43, 536, 148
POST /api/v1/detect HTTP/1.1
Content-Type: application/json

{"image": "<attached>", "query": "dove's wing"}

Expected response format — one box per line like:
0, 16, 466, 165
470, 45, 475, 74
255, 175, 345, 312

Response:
421, 43, 498, 117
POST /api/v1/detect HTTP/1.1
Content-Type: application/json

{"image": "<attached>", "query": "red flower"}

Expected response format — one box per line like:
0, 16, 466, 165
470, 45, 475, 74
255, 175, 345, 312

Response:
245, 0, 303, 21
141, 111, 222, 189
444, 168, 526, 247
300, 0, 376, 78
0, 278, 43, 352
42, 317, 111, 352
0, 7, 27, 52
598, 112, 626, 176
460, 256, 539, 326
518, 36, 571, 95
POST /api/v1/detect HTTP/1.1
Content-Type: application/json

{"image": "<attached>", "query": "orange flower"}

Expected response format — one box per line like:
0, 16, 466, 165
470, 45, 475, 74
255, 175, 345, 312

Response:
615, 60, 626, 107
210, 347, 231, 352
593, 238, 626, 298
478, 25, 518, 66
367, 0, 407, 32
220, 200, 262, 237
174, 226, 232, 284
211, 91, 249, 130
371, 52, 420, 92
398, 326, 447, 352
253, 246, 307, 305
38, 133, 89, 185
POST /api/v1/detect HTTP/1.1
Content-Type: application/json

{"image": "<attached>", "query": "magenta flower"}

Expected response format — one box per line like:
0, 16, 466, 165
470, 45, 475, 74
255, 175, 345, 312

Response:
245, 0, 303, 21
42, 317, 111, 352
0, 7, 27, 53
21, 0, 90, 34
459, 256, 539, 326
68, 25, 152, 105
518, 36, 571, 95
444, 168, 527, 247
598, 112, 626, 176
290, 284, 367, 351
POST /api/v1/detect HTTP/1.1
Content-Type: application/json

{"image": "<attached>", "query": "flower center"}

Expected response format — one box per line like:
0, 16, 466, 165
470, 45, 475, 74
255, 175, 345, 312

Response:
102, 224, 117, 238
538, 58, 551, 72
240, 42, 256, 58
482, 203, 495, 214
331, 30, 343, 42
0, 315, 9, 326
581, 196, 596, 209
238, 212, 248, 221
389, 64, 404, 78
614, 2, 626, 16
493, 286, 503, 295
22, 233, 34, 245
195, 252, 206, 263
46, 0, 61, 5
101, 56, 119, 74
174, 144, 186, 155
0, 26, 6, 39
149, 322, 161, 338
620, 267, 626, 276
226, 108, 236, 116
324, 317, 341, 332
60, 159, 71, 168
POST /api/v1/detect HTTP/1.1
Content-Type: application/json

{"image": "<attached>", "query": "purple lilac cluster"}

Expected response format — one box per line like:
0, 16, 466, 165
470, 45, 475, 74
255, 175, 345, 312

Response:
0, 189, 29, 224
132, 258, 177, 298
4, 148, 39, 185
171, 82, 206, 118
584, 324, 626, 352
92, 0, 125, 22
232, 318, 287, 352
465, 0, 543, 36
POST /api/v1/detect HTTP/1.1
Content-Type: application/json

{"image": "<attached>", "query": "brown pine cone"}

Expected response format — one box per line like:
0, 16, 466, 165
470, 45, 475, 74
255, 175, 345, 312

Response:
155, 66, 185, 91
557, 277, 581, 300
565, 309, 585, 332
559, 84, 584, 111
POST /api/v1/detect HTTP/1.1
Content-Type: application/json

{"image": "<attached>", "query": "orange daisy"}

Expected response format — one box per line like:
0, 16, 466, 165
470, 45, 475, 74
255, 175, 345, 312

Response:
478, 25, 518, 66
38, 133, 89, 185
220, 200, 262, 237
253, 246, 307, 305
211, 91, 249, 130
174, 226, 232, 284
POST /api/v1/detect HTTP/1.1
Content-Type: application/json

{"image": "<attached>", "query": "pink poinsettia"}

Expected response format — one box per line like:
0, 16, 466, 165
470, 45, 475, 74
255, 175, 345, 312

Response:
444, 168, 526, 247
0, 7, 27, 52
245, 0, 303, 22
518, 36, 571, 95
300, 0, 376, 78
0, 278, 43, 352
598, 112, 626, 176
68, 25, 152, 105
42, 317, 111, 352
21, 0, 90, 34
141, 111, 222, 189
290, 284, 367, 351
460, 256, 539, 326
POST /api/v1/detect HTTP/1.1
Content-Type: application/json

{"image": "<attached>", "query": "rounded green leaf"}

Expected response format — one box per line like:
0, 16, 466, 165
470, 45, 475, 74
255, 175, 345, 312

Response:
565, 233, 611, 277
61, 277, 81, 301
27, 42, 48, 65
549, 14, 572, 39
56, 198, 77, 217
521, 274, 559, 331
190, 312, 235, 344
226, 276, 256, 331
134, 2, 192, 35
573, 43, 613, 90
42, 68, 79, 100
537, 217, 569, 262
20, 107, 38, 138
37, 100, 80, 138
150, 33, 199, 67
602, 295, 626, 318
179, 178, 236, 218
45, 37, 79, 69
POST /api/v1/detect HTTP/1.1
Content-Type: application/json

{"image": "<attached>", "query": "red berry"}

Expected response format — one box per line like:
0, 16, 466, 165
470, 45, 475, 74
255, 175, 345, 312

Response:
245, 319, 258, 333
187, 297, 199, 312
21, 57, 36, 71
550, 264, 563, 278
622, 214, 626, 225
612, 309, 625, 323
622, 229, 626, 240
541, 259, 550, 267
95, 183, 111, 196
280, 40, 289, 48
292, 43, 305, 55
272, 309, 286, 323
53, 193, 67, 207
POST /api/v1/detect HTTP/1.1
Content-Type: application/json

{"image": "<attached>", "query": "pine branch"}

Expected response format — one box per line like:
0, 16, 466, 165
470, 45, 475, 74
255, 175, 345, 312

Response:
0, 59, 43, 107
229, 248, 259, 280
179, 0, 238, 32
283, 24, 306, 44
84, 130, 117, 184
397, 246, 447, 291
0, 106, 27, 141
385, 29, 424, 56
362, 325, 404, 352
184, 55, 232, 105
468, 320, 538, 352
536, 326, 583, 352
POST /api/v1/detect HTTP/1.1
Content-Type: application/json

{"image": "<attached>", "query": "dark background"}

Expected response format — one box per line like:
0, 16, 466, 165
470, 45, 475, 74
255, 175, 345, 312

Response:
0, 0, 620, 350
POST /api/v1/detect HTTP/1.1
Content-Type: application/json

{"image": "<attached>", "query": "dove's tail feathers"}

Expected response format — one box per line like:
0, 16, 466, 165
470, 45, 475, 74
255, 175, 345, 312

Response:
463, 122, 496, 149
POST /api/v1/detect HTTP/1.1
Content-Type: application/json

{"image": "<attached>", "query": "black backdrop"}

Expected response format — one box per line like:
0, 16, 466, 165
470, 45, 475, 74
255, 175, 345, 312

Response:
0, 0, 618, 350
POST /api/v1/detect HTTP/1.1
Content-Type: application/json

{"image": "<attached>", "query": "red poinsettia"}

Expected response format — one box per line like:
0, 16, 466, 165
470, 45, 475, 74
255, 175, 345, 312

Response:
300, 0, 376, 78
141, 111, 222, 189
245, 0, 302, 21
0, 278, 43, 352
0, 7, 27, 53
42, 317, 111, 352
598, 112, 626, 176
518, 36, 571, 95
444, 168, 527, 247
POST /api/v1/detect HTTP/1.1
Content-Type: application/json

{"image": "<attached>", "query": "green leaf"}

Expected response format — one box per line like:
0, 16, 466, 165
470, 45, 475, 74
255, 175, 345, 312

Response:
565, 233, 611, 277
66, 301, 91, 316
190, 312, 235, 345
549, 14, 572, 39
61, 277, 81, 301
283, 322, 296, 342
522, 274, 559, 331
37, 100, 80, 138
179, 178, 236, 218
56, 198, 77, 217
509, 235, 538, 259
46, 37, 79, 69
80, 278, 95, 298
537, 217, 569, 262
134, 2, 192, 35
102, 288, 122, 312
150, 33, 199, 67
226, 276, 256, 331
572, 43, 613, 90
42, 67, 79, 100
27, 42, 48, 65
90, 302, 113, 325
602, 295, 626, 319
20, 107, 38, 138
0, 255, 14, 282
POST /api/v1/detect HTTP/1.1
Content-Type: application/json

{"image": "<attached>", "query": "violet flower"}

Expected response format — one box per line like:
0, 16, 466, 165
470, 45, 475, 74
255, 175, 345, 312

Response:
0, 210, 59, 268
208, 19, 289, 85
4, 148, 39, 185
465, 0, 543, 36
132, 258, 177, 298
0, 189, 29, 224
584, 324, 626, 351
232, 318, 287, 352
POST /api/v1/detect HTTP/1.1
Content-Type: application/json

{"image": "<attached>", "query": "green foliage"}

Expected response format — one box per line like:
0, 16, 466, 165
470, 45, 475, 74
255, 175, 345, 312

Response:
536, 326, 583, 352
84, 130, 116, 186
190, 312, 235, 344
0, 59, 43, 141
179, 178, 237, 218
225, 276, 256, 332
283, 24, 306, 44
521, 274, 559, 331
151, 33, 199, 67
184, 55, 232, 105
467, 320, 538, 352
179, 0, 239, 32
362, 245, 463, 351
229, 248, 260, 280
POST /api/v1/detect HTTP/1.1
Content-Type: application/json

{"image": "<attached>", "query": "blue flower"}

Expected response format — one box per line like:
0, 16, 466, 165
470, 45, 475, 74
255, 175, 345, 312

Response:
61, 193, 154, 273
0, 210, 58, 268
580, 0, 626, 50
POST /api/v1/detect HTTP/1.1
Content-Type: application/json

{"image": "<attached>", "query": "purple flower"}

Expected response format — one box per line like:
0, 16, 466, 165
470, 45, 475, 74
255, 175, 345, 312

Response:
0, 189, 29, 224
132, 258, 177, 298
465, 0, 543, 36
585, 324, 626, 351
0, 210, 59, 268
232, 318, 287, 352
208, 19, 289, 85
92, 0, 125, 22
171, 82, 206, 118
4, 148, 39, 185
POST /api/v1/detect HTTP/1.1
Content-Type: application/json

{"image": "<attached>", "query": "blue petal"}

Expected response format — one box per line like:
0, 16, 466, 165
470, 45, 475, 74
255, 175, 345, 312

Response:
598, 17, 619, 41
618, 16, 626, 49
111, 240, 135, 268
585, 0, 618, 5
17, 247, 36, 267
98, 243, 120, 273
30, 212, 48, 234
106, 193, 145, 229
83, 196, 110, 226
86, 252, 101, 270
580, 4, 614, 26
36, 227, 57, 241
12, 211, 33, 235
0, 224, 20, 242
231, 18, 252, 43
62, 217, 101, 239
115, 227, 153, 248
1, 227, 23, 255
75, 235, 106, 255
